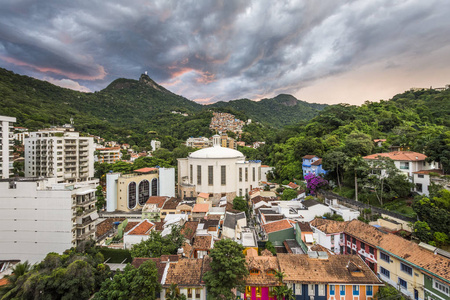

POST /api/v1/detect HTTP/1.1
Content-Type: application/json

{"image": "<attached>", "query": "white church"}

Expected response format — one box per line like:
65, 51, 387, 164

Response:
178, 135, 261, 202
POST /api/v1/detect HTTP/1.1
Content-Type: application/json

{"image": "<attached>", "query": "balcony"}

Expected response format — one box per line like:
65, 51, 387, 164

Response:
76, 228, 95, 240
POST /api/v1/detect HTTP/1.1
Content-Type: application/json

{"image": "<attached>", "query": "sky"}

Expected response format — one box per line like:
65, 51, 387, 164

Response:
1, 0, 450, 105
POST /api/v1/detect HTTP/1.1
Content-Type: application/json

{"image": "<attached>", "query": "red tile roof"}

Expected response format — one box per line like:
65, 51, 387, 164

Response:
311, 158, 323, 166
363, 151, 427, 161
197, 192, 209, 199
310, 218, 347, 234
164, 258, 208, 287
263, 219, 294, 234
303, 155, 318, 159
193, 235, 213, 250
288, 182, 299, 189
413, 169, 444, 175
162, 197, 182, 210
246, 253, 280, 286
181, 221, 199, 240
133, 167, 158, 173
127, 220, 154, 235
124, 221, 140, 233
193, 203, 210, 213
0, 278, 9, 287
145, 196, 168, 208
131, 257, 166, 282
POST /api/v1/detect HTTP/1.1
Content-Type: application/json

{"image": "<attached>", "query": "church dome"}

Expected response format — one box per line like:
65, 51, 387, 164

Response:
189, 145, 245, 159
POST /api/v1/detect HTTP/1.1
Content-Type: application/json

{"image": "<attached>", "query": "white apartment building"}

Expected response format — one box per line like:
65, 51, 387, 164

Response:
0, 178, 98, 264
96, 146, 122, 163
25, 129, 95, 182
0, 115, 16, 179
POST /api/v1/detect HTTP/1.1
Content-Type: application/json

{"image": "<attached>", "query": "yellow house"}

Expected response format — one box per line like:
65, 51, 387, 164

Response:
160, 197, 181, 220
116, 169, 158, 212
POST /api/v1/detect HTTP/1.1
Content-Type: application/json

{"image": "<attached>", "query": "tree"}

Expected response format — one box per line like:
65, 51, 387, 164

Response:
273, 271, 294, 300
0, 261, 32, 298
233, 196, 248, 212
94, 260, 161, 300
322, 150, 348, 190
343, 156, 368, 202
130, 225, 184, 258
413, 221, 433, 243
264, 241, 276, 256
343, 131, 373, 157
375, 285, 405, 300
166, 283, 187, 300
95, 185, 106, 210
280, 188, 298, 200
203, 239, 248, 299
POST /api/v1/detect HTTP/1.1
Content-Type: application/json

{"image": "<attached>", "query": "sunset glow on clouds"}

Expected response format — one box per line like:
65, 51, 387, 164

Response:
1, 0, 450, 105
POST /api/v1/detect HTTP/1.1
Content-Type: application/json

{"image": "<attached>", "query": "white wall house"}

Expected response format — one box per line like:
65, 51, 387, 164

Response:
413, 169, 449, 196
0, 178, 98, 264
178, 137, 261, 202
25, 129, 95, 183
0, 115, 16, 179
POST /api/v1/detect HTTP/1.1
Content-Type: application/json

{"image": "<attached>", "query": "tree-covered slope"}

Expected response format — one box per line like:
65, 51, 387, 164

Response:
207, 94, 327, 128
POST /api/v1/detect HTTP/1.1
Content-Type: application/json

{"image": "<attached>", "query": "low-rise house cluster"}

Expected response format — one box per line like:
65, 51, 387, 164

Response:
209, 112, 245, 134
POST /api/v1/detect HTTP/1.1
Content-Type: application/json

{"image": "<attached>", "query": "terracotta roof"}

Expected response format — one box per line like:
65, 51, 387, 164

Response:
345, 219, 450, 282
278, 254, 382, 284
303, 155, 318, 159
198, 192, 209, 199
133, 167, 157, 173
373, 139, 387, 142
263, 219, 294, 234
124, 221, 140, 233
363, 151, 427, 161
95, 217, 125, 238
246, 253, 280, 286
145, 196, 168, 208
288, 182, 299, 189
131, 257, 166, 282
153, 221, 164, 231
222, 202, 241, 213
261, 249, 274, 256
162, 197, 182, 210
413, 169, 444, 175
193, 235, 213, 250
310, 244, 332, 254
127, 220, 154, 235
164, 258, 207, 287
311, 159, 323, 166
310, 218, 346, 234
0, 277, 9, 287
263, 214, 285, 223
261, 165, 270, 168
181, 221, 199, 240
193, 203, 210, 213
297, 221, 313, 233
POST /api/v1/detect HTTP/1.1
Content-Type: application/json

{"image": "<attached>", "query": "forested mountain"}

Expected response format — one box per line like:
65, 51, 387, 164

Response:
208, 94, 326, 128
0, 68, 325, 146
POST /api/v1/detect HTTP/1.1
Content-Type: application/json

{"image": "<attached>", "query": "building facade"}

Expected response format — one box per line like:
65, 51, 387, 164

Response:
24, 129, 95, 182
178, 137, 261, 202
302, 155, 326, 177
0, 178, 98, 264
0, 115, 16, 179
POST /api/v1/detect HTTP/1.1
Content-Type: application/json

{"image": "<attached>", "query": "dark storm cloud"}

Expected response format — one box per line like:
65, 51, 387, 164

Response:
1, 0, 450, 103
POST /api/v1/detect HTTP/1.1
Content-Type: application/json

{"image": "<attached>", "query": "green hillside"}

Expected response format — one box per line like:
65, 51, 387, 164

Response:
207, 94, 327, 128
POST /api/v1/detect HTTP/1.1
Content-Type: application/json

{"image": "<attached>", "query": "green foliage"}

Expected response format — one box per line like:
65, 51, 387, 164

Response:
264, 241, 277, 256
130, 225, 184, 258
93, 260, 161, 300
233, 197, 249, 213
375, 285, 405, 300
98, 248, 132, 264
413, 221, 433, 243
95, 185, 106, 210
1, 243, 110, 300
203, 239, 248, 299
166, 283, 187, 300
323, 213, 345, 222
273, 271, 295, 300
280, 188, 298, 200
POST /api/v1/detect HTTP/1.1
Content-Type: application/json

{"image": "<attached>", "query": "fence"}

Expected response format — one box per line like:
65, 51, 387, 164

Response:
319, 190, 416, 223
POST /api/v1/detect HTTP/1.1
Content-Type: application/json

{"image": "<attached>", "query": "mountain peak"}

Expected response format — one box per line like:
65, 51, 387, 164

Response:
139, 73, 166, 92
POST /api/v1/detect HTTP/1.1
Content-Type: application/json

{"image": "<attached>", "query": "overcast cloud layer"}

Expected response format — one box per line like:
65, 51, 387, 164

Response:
1, 0, 450, 105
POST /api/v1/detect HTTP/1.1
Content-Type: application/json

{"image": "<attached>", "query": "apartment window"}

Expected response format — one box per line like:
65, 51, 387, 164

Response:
347, 246, 351, 254
188, 288, 192, 298
331, 235, 335, 244
360, 242, 365, 251
369, 246, 374, 255
400, 162, 410, 170
380, 267, 390, 279
128, 182, 137, 209
245, 168, 248, 182
399, 278, 407, 289
138, 180, 150, 206
151, 178, 158, 196
418, 174, 424, 178
308, 284, 315, 296
353, 285, 359, 296
367, 286, 373, 296
239, 189, 242, 197
195, 289, 201, 299
352, 237, 356, 244
239, 167, 242, 182
208, 166, 213, 185
318, 284, 325, 296
294, 284, 302, 295
400, 263, 413, 276
258, 166, 261, 180
340, 285, 345, 296
380, 252, 390, 263
190, 164, 193, 184
434, 279, 450, 296
197, 165, 202, 185
255, 287, 261, 298
221, 165, 226, 185
252, 167, 255, 181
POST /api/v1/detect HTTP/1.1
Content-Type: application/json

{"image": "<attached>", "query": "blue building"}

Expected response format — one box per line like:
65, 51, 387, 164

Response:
302, 155, 327, 177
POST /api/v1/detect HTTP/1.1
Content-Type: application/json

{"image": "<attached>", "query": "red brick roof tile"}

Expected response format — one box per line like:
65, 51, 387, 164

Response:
262, 219, 293, 234
127, 220, 154, 235
363, 151, 427, 161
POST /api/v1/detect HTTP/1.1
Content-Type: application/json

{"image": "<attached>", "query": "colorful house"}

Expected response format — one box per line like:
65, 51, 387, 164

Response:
261, 219, 295, 247
278, 253, 383, 300
302, 155, 327, 177
244, 249, 281, 300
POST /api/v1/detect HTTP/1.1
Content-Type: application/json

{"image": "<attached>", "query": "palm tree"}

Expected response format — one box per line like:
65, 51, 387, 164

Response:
0, 261, 32, 298
273, 271, 294, 300
166, 283, 187, 300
